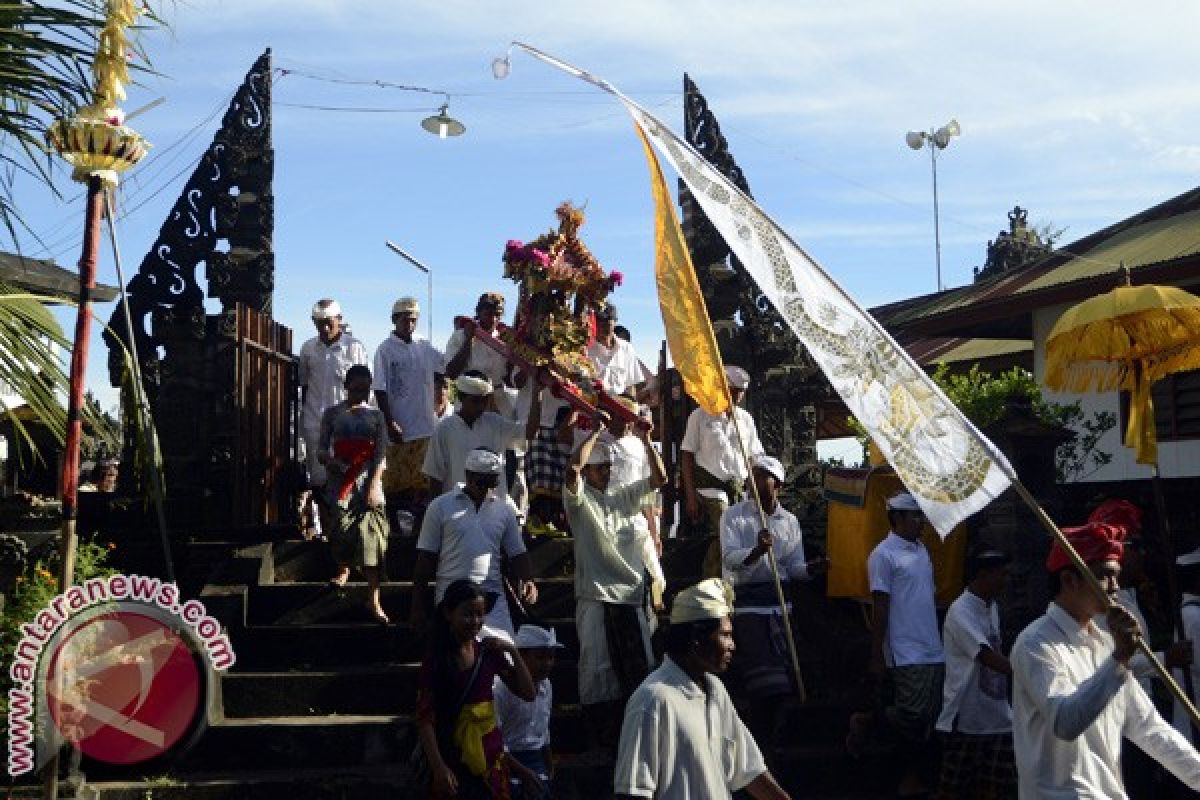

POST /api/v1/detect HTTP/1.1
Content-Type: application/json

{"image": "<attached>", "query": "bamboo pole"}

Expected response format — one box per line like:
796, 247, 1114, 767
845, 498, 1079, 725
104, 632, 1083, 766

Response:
723, 386, 808, 702
44, 173, 105, 800
1009, 479, 1200, 727
103, 190, 174, 583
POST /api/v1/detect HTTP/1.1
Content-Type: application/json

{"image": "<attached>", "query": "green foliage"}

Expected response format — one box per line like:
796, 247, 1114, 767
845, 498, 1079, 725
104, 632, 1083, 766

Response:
0, 539, 117, 710
848, 363, 1115, 483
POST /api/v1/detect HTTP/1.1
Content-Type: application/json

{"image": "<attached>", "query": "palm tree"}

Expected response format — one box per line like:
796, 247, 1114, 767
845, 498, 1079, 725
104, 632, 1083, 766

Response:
0, 1, 109, 245
0, 2, 145, 460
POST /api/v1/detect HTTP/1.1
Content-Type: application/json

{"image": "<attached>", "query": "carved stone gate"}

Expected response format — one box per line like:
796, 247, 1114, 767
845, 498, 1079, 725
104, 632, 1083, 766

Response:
105, 50, 295, 531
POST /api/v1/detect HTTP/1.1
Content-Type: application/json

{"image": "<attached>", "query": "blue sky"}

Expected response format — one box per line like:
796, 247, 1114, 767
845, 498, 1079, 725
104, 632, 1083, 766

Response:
17, 1, 1200, 463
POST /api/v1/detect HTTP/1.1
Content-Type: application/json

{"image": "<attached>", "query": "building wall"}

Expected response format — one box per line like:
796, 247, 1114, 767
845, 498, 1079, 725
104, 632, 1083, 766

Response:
1033, 303, 1200, 481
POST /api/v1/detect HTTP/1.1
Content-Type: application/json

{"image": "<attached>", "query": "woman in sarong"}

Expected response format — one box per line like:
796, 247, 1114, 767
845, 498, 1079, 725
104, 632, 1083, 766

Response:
416, 580, 535, 799
318, 364, 389, 623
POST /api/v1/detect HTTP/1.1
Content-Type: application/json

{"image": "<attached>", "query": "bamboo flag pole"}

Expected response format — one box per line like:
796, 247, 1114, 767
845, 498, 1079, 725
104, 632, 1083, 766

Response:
723, 385, 808, 703
1010, 479, 1200, 726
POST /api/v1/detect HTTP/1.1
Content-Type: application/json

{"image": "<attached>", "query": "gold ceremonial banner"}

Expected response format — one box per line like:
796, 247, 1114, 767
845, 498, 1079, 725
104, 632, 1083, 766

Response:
635, 125, 730, 416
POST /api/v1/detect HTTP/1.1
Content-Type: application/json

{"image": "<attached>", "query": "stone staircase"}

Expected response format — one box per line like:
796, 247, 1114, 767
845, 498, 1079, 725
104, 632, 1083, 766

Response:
53, 533, 895, 799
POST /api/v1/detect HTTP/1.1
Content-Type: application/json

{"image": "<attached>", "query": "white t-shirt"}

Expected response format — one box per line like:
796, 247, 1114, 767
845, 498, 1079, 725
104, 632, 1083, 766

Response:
614, 655, 766, 799
937, 588, 1012, 734
495, 677, 553, 752
371, 334, 444, 442
421, 412, 525, 502
720, 500, 809, 613
416, 488, 525, 603
867, 532, 944, 667
681, 407, 763, 500
297, 333, 369, 432
563, 476, 651, 604
445, 325, 510, 387
586, 337, 642, 396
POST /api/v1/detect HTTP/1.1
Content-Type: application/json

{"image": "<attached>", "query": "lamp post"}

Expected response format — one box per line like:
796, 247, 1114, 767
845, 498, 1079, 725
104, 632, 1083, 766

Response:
384, 241, 434, 341
905, 119, 960, 292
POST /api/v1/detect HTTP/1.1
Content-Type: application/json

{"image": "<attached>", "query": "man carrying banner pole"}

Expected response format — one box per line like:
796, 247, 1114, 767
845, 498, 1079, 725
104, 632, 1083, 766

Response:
633, 123, 808, 703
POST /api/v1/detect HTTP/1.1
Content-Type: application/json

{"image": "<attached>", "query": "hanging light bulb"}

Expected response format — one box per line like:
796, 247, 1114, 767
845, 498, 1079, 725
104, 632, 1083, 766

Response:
492, 55, 511, 80
421, 103, 465, 138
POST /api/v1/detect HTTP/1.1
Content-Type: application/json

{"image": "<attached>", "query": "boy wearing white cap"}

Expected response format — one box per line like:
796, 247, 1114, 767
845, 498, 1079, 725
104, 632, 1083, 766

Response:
412, 447, 538, 640
720, 453, 827, 752
680, 364, 764, 539
848, 491, 944, 797
496, 624, 565, 796
372, 296, 444, 531
614, 578, 791, 799
298, 298, 368, 534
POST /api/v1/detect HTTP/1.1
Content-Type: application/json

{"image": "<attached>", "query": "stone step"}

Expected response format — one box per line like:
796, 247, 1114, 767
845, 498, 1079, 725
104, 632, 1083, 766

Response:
220, 661, 582, 717
245, 578, 577, 626
225, 618, 581, 670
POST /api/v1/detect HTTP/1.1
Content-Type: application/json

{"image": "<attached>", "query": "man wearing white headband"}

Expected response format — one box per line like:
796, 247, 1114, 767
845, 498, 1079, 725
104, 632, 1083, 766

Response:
413, 447, 537, 641
297, 298, 368, 537
847, 490, 944, 797
372, 296, 445, 532
422, 370, 543, 505
680, 364, 764, 539
615, 578, 791, 799
565, 410, 667, 757
720, 452, 828, 755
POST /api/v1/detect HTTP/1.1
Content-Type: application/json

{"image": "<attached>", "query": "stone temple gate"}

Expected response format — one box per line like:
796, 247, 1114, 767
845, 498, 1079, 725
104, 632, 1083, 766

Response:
105, 50, 296, 532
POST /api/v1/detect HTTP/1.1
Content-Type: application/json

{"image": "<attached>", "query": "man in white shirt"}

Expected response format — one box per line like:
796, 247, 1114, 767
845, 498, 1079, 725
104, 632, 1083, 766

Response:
444, 292, 509, 384
1173, 547, 1200, 745
1011, 520, 1200, 798
411, 448, 537, 641
422, 371, 541, 505
720, 453, 826, 755
297, 298, 368, 535
614, 578, 791, 800
936, 548, 1016, 799
680, 365, 763, 539
372, 296, 444, 531
586, 304, 642, 398
565, 412, 666, 756
848, 491, 944, 798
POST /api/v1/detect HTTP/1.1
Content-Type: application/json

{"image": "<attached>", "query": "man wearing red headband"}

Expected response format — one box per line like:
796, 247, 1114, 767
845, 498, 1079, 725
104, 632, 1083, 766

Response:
1011, 518, 1200, 797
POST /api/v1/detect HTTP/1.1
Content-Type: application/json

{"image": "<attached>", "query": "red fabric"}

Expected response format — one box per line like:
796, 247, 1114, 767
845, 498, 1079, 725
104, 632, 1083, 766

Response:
1087, 499, 1143, 538
332, 437, 375, 503
1046, 522, 1126, 572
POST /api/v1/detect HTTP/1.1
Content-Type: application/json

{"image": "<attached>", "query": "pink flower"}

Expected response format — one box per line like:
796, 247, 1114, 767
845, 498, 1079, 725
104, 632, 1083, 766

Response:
609, 270, 624, 287
505, 240, 525, 258
529, 248, 550, 267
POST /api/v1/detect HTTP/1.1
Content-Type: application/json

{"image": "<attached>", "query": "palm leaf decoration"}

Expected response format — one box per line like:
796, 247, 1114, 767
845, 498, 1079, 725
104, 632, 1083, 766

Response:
0, 282, 73, 456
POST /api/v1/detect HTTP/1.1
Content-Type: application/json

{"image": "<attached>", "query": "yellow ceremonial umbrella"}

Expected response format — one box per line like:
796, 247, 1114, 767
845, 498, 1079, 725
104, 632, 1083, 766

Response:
1045, 279, 1200, 465
1045, 272, 1200, 733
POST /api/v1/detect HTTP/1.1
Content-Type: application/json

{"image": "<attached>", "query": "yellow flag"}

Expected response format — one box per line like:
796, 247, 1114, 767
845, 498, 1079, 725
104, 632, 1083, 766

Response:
635, 124, 729, 416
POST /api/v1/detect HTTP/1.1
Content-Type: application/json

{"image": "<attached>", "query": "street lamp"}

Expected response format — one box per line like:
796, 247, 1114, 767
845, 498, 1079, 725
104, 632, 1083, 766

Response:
384, 241, 434, 341
420, 103, 466, 139
905, 119, 961, 292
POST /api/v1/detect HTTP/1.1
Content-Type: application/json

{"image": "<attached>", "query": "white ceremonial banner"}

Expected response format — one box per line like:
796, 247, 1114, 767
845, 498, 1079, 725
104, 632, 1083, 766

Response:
513, 43, 1014, 536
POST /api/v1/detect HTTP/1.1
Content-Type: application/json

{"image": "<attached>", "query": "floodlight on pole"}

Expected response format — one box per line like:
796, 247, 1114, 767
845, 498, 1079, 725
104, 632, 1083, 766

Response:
905, 119, 960, 292
385, 241, 434, 341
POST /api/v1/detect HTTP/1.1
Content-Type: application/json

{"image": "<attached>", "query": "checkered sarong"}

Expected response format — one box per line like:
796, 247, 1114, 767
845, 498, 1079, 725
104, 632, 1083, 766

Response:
527, 426, 569, 493
935, 730, 1016, 800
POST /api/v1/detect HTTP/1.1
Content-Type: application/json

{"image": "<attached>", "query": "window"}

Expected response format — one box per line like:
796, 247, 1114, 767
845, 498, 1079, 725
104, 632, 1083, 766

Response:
1119, 368, 1200, 441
